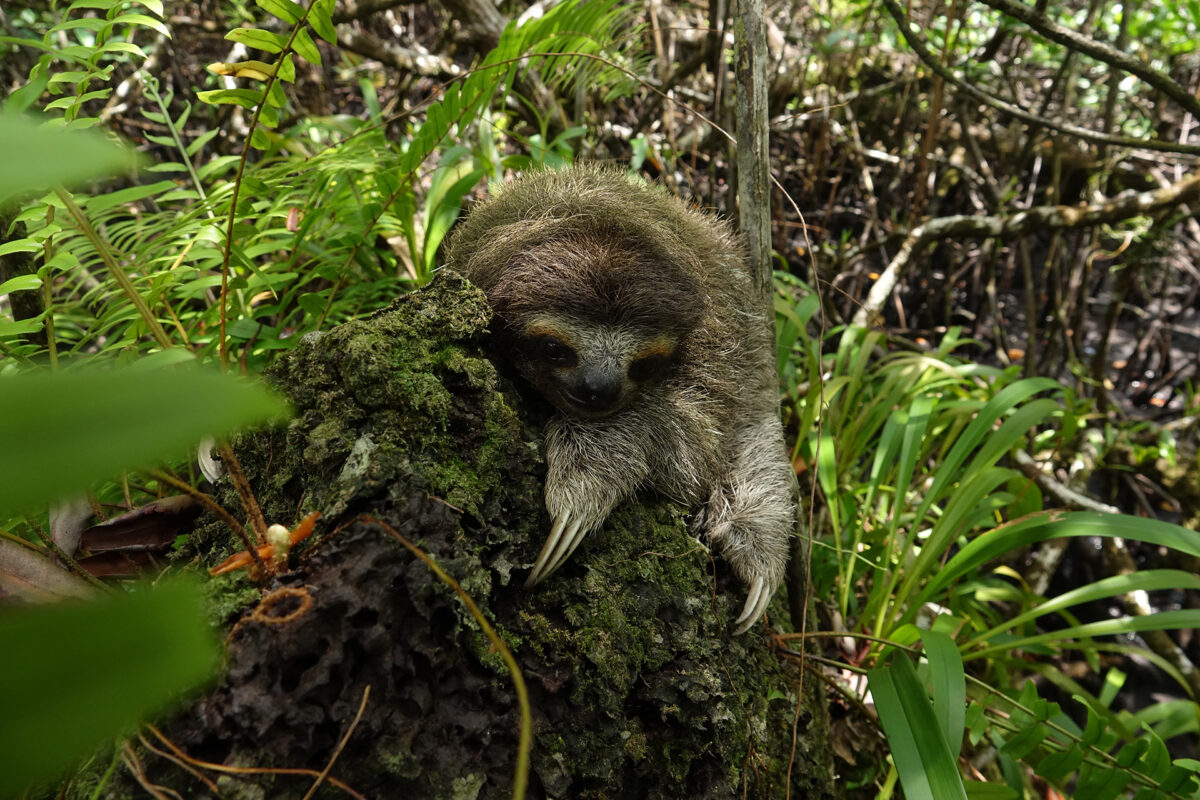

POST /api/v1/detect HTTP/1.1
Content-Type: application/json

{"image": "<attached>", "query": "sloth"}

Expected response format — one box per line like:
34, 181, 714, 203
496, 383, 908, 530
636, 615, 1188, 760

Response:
446, 164, 794, 633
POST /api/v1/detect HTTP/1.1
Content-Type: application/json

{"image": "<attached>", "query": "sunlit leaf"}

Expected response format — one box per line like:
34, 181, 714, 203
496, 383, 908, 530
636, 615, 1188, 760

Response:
225, 27, 287, 53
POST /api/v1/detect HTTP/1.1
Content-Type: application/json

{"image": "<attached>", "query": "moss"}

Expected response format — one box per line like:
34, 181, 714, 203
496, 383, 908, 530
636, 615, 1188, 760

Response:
131, 271, 836, 800
202, 573, 262, 625
450, 774, 486, 800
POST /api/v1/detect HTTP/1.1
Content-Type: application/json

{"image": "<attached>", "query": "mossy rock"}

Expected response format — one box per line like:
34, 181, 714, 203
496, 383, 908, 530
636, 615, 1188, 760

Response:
141, 272, 837, 800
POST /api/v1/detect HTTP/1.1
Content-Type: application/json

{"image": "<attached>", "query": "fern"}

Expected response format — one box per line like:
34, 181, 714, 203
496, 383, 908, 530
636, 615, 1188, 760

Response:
987, 683, 1200, 799
5, 0, 167, 126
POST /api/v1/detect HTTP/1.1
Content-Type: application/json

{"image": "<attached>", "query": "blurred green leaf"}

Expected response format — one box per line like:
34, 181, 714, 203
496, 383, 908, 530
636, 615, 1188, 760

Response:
0, 366, 287, 514
0, 579, 220, 796
0, 114, 138, 206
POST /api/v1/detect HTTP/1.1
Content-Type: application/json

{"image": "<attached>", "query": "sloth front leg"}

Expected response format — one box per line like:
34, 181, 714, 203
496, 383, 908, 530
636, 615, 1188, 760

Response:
525, 415, 651, 587
702, 416, 796, 633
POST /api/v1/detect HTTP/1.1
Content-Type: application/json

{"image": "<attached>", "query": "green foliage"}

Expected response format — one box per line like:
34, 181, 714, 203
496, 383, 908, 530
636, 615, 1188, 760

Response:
869, 643, 972, 800
3, 0, 640, 369
982, 680, 1200, 799
871, 633, 1200, 800
775, 295, 1200, 797
198, 0, 333, 149
2, 0, 167, 126
0, 579, 221, 797
0, 114, 139, 206
0, 365, 286, 515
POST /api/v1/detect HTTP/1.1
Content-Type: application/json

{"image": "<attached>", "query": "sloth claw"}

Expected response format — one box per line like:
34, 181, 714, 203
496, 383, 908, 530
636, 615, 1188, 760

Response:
525, 514, 567, 587
525, 512, 587, 587
732, 575, 767, 634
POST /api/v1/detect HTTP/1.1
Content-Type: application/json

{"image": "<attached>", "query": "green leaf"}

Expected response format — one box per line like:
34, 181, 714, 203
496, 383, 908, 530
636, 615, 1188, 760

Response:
0, 274, 42, 297
250, 126, 273, 150
293, 27, 321, 65
0, 580, 220, 796
0, 316, 46, 337
0, 365, 287, 515
5, 69, 51, 114
917, 511, 1200, 612
98, 40, 147, 58
869, 652, 969, 800
309, 0, 337, 44
0, 239, 39, 258
67, 0, 119, 9
225, 27, 288, 53
297, 292, 326, 317
110, 12, 170, 36
277, 53, 297, 82
963, 782, 1017, 799
971, 570, 1200, 648
196, 88, 265, 110
256, 0, 303, 24
923, 630, 966, 752
84, 179, 176, 213
0, 114, 138, 205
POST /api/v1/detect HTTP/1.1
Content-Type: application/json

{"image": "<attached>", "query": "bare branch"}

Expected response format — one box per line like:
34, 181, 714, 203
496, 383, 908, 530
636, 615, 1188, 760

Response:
976, 0, 1200, 119
878, 0, 1200, 156
853, 171, 1200, 327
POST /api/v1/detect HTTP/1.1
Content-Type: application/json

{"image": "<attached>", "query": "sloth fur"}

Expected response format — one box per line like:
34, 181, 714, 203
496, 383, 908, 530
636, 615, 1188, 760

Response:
446, 164, 794, 632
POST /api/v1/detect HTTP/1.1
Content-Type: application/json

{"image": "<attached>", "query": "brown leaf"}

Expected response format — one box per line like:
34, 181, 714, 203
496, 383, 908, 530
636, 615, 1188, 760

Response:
81, 495, 199, 553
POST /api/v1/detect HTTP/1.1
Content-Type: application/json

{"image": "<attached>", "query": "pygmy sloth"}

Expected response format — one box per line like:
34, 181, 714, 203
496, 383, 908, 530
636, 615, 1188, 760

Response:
446, 164, 794, 633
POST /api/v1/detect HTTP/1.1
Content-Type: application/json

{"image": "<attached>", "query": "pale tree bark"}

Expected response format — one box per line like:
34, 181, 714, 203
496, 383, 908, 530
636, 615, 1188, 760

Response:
732, 0, 773, 301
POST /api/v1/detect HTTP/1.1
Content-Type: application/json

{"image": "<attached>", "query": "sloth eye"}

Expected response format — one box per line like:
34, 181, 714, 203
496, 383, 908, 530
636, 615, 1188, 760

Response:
627, 354, 670, 382
532, 336, 578, 367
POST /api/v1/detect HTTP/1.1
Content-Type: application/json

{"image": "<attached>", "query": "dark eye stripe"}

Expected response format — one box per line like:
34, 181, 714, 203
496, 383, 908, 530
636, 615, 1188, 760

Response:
627, 354, 670, 382
530, 336, 578, 367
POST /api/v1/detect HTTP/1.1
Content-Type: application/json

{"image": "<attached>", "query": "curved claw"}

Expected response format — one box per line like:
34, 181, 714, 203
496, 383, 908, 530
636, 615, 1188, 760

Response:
543, 517, 587, 577
525, 513, 589, 588
525, 513, 570, 588
731, 575, 767, 634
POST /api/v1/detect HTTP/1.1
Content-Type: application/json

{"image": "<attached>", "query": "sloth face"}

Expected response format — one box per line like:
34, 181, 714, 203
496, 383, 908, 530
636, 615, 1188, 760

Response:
515, 316, 679, 419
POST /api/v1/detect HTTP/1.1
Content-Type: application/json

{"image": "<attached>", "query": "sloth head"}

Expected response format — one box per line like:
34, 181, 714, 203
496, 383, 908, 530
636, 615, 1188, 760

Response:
445, 168, 723, 419
484, 228, 703, 419
512, 313, 681, 418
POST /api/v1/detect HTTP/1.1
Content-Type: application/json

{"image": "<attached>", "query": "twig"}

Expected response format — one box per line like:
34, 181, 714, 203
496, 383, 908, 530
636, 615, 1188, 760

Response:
137, 734, 221, 794
145, 725, 369, 800
975, 0, 1200, 119
300, 686, 371, 800
853, 171, 1200, 327
217, 441, 268, 541
878, 0, 1200, 155
121, 742, 180, 800
147, 469, 267, 575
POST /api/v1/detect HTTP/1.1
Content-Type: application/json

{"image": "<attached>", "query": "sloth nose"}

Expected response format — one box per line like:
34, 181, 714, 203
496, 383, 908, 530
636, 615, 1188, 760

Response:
567, 368, 623, 413
581, 376, 621, 406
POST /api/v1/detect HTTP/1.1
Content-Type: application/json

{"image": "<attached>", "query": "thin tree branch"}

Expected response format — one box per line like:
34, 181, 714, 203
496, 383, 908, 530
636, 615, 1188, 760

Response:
878, 0, 1200, 155
975, 0, 1200, 119
853, 171, 1200, 327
